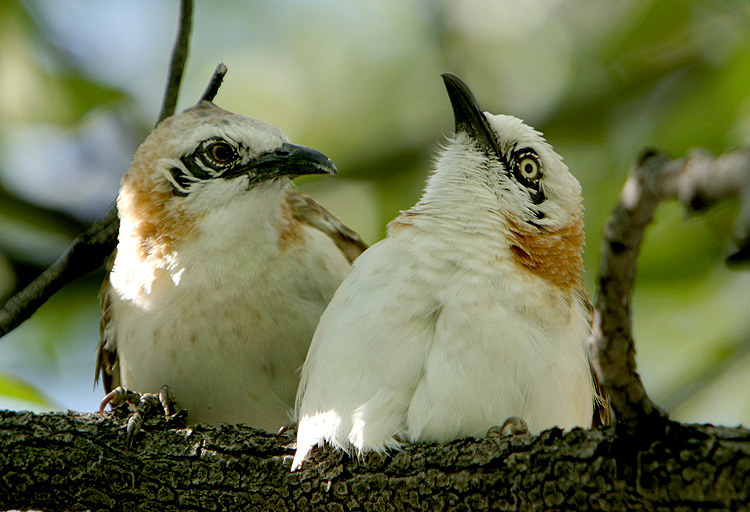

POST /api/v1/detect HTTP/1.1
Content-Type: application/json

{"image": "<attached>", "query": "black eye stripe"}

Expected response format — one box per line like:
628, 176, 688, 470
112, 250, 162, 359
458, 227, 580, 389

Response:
181, 156, 216, 181
531, 188, 545, 205
167, 167, 190, 196
169, 138, 242, 196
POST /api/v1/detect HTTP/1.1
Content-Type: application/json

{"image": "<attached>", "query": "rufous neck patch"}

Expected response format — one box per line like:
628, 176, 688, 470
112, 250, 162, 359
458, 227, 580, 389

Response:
505, 213, 584, 290
120, 176, 197, 259
277, 193, 305, 253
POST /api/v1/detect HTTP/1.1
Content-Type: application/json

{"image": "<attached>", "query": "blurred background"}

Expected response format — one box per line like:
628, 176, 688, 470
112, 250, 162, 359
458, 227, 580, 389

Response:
0, 0, 748, 426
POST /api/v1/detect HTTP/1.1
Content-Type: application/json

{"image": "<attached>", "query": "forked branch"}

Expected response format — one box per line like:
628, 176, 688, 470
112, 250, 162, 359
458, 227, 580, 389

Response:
591, 147, 750, 427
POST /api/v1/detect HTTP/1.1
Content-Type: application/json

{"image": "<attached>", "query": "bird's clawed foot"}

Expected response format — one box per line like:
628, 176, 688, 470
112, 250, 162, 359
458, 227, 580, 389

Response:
99, 385, 178, 451
278, 421, 298, 438
486, 416, 530, 438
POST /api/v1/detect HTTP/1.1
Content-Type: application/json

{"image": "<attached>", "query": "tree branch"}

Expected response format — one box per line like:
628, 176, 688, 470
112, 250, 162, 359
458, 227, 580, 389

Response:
157, 0, 193, 124
0, 206, 119, 337
0, 0, 194, 338
1, 410, 747, 511
0, 183, 88, 240
199, 63, 228, 103
591, 148, 750, 427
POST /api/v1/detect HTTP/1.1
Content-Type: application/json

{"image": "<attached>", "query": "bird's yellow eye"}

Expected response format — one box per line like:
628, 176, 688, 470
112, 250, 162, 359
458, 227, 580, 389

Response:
206, 142, 236, 165
518, 156, 540, 181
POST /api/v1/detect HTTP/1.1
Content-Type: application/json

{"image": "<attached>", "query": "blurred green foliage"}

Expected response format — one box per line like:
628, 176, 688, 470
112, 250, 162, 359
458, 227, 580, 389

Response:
0, 0, 748, 426
0, 373, 53, 407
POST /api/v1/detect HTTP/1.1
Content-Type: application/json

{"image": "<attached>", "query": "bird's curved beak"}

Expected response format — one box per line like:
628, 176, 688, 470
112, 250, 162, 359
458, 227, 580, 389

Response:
228, 142, 338, 182
441, 73, 500, 157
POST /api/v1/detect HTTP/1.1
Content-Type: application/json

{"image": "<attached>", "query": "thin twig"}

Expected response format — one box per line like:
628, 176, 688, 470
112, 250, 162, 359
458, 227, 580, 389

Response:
199, 63, 228, 103
157, 0, 193, 124
0, 0, 195, 338
590, 147, 750, 427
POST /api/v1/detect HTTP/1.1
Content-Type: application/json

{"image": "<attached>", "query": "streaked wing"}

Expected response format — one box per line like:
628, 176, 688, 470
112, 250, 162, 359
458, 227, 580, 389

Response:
95, 251, 120, 393
576, 285, 612, 427
591, 367, 612, 427
284, 189, 368, 263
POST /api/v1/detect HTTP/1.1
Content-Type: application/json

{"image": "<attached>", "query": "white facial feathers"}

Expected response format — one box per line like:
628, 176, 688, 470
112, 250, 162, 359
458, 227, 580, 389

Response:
485, 113, 582, 227
424, 113, 582, 233
156, 102, 290, 166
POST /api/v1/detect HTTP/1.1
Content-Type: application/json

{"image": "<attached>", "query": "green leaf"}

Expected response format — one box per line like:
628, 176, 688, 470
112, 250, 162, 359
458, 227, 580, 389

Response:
0, 372, 55, 408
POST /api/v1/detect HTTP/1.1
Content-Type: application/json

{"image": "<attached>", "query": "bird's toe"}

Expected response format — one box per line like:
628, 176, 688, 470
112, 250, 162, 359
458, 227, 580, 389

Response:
487, 416, 530, 438
99, 385, 181, 451
278, 421, 298, 438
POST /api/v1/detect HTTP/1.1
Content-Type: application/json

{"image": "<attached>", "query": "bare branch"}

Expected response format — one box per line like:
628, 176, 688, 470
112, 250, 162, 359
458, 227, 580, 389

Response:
0, 183, 88, 239
0, 207, 119, 337
0, 0, 195, 338
199, 63, 228, 103
157, 0, 193, 124
591, 148, 750, 427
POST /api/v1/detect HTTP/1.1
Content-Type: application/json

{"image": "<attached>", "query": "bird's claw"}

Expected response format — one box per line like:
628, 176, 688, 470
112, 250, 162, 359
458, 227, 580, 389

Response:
487, 416, 530, 438
99, 385, 178, 451
156, 384, 176, 416
99, 386, 141, 414
278, 421, 298, 438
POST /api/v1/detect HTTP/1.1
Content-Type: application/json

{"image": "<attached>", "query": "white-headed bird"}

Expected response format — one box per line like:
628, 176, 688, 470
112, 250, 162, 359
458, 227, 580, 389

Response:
293, 73, 608, 470
97, 101, 366, 432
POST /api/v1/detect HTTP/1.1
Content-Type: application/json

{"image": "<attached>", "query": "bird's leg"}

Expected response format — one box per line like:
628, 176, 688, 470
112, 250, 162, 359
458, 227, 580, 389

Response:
486, 416, 530, 437
99, 385, 178, 451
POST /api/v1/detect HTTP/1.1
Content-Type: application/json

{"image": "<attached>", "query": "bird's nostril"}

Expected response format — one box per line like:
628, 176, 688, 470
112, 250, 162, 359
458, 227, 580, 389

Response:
275, 148, 291, 157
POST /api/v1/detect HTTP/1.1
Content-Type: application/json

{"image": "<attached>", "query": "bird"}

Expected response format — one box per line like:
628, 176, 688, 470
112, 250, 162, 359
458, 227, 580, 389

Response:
95, 100, 367, 432
292, 73, 608, 470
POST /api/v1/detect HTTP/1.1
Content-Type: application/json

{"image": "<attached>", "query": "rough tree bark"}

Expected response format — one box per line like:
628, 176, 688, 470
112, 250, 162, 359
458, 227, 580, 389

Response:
1, 409, 749, 511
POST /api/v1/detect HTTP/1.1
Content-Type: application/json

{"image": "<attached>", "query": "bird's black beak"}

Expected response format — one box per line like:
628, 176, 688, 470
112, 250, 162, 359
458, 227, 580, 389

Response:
441, 72, 500, 156
229, 142, 337, 182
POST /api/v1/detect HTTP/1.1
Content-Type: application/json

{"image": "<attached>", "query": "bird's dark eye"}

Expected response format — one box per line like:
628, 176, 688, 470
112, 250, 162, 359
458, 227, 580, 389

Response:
204, 141, 236, 166
518, 157, 540, 181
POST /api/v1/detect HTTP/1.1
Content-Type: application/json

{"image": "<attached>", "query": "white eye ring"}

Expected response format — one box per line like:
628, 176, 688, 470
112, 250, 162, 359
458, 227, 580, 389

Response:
518, 156, 540, 181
